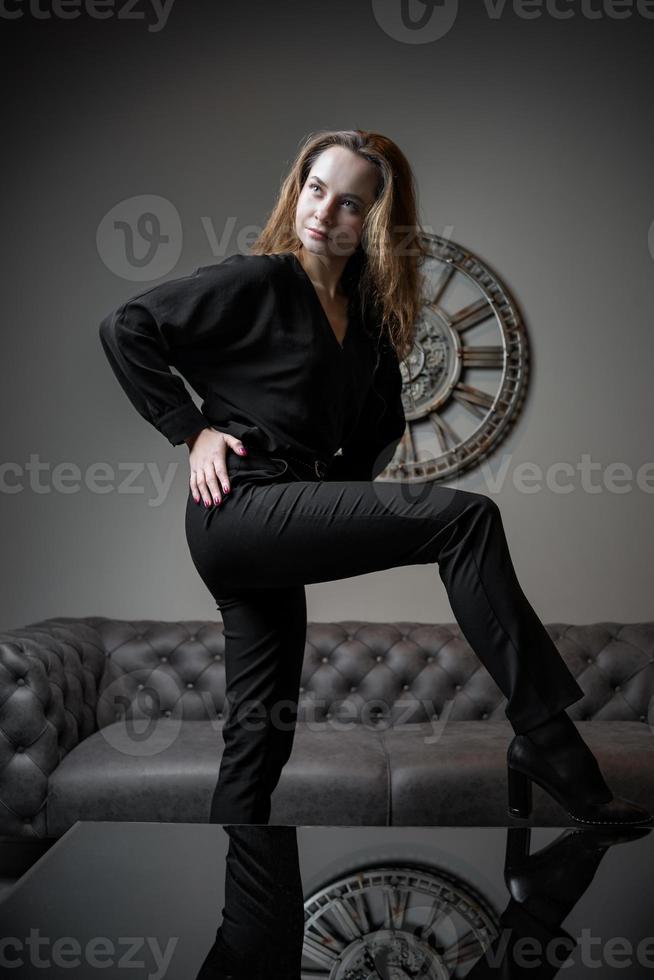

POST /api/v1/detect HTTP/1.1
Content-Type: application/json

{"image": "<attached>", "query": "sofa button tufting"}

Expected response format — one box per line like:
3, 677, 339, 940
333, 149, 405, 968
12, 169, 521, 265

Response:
16, 746, 24, 752
614, 685, 621, 692
214, 654, 221, 660
350, 686, 357, 692
402, 684, 409, 691
189, 635, 196, 642
325, 712, 331, 719
482, 712, 489, 719
376, 655, 382, 662
321, 656, 328, 663
299, 686, 305, 694
455, 684, 461, 691
427, 656, 434, 663
17, 678, 25, 685
640, 715, 646, 721
187, 682, 194, 688
160, 655, 168, 662
138, 684, 144, 691
217, 712, 223, 719
165, 710, 171, 717
587, 657, 593, 664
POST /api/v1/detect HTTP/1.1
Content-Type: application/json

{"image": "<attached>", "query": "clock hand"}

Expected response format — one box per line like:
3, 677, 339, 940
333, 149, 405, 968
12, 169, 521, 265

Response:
373, 947, 413, 979
369, 947, 390, 979
373, 955, 412, 980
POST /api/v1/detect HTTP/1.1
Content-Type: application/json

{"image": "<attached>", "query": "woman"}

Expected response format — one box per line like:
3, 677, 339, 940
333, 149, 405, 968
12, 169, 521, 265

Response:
99, 129, 652, 827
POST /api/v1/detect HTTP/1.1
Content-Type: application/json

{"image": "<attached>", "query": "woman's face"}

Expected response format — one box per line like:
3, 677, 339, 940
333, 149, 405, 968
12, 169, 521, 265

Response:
295, 146, 378, 259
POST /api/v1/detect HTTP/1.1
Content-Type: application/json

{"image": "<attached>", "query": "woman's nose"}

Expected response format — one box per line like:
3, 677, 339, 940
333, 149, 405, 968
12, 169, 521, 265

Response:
315, 203, 334, 223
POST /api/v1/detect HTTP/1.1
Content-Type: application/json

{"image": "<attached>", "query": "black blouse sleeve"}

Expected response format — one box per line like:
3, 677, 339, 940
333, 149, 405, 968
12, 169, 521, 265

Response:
326, 340, 406, 481
98, 255, 266, 447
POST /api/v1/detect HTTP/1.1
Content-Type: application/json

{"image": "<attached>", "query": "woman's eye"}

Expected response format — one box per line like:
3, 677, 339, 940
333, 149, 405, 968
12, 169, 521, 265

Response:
308, 183, 358, 212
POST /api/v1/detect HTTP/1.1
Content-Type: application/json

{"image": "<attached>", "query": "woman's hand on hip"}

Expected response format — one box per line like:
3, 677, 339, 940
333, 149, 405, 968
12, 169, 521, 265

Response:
185, 427, 247, 506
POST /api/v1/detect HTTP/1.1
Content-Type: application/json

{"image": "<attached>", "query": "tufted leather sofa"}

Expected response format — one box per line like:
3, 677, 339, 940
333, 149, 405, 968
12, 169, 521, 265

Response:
1, 616, 653, 838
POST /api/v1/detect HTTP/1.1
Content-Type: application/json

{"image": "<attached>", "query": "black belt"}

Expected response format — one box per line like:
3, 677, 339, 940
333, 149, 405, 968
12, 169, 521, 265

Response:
240, 447, 329, 481
276, 452, 329, 480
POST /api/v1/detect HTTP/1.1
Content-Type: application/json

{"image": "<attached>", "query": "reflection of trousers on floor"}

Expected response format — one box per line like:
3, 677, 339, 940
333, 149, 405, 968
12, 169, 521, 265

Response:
185, 452, 584, 824
196, 826, 304, 979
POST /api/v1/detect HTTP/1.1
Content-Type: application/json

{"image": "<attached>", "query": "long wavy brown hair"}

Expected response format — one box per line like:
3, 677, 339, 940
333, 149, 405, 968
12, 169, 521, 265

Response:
249, 129, 429, 361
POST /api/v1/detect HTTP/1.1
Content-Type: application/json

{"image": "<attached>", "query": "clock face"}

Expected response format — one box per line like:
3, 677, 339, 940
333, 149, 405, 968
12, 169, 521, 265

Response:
380, 233, 529, 483
302, 863, 498, 978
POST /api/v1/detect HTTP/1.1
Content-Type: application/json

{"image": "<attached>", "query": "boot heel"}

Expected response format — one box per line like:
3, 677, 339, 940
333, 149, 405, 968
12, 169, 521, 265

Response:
505, 826, 531, 873
508, 766, 532, 818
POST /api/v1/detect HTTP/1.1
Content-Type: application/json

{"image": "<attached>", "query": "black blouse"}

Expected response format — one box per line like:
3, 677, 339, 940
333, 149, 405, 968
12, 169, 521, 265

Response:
99, 251, 406, 480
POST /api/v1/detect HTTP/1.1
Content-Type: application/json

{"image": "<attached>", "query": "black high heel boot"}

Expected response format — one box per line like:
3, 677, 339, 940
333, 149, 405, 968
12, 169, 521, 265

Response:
507, 733, 654, 826
466, 826, 650, 978
503, 825, 650, 921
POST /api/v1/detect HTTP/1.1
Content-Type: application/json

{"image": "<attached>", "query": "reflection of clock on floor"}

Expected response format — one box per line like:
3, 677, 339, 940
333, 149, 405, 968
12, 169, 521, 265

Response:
379, 233, 529, 483
302, 862, 499, 978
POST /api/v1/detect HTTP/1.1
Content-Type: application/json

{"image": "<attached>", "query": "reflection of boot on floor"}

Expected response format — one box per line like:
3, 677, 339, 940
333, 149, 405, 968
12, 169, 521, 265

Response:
503, 825, 648, 925
195, 825, 304, 980
466, 825, 650, 979
507, 709, 654, 826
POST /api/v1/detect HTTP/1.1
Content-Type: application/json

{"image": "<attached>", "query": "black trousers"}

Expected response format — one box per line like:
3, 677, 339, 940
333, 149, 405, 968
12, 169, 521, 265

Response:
196, 826, 304, 979
185, 449, 584, 824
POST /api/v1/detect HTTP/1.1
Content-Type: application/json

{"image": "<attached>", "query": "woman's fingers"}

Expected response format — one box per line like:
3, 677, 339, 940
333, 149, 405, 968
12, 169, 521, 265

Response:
194, 467, 210, 507
199, 458, 224, 507
192, 457, 231, 507
190, 469, 200, 504
211, 455, 231, 503
188, 429, 244, 506
225, 436, 248, 459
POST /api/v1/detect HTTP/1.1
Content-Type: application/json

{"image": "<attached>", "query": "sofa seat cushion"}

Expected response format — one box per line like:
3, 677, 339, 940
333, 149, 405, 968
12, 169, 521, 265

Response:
383, 720, 654, 826
268, 722, 389, 825
47, 720, 389, 836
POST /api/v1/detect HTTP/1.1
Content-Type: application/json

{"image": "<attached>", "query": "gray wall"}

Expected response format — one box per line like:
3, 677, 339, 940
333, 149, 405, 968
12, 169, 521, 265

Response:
2, 1, 653, 629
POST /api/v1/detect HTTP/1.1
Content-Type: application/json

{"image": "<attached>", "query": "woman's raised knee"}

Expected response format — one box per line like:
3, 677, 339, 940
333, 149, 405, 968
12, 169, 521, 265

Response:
447, 489, 502, 526
472, 491, 502, 519
445, 488, 502, 520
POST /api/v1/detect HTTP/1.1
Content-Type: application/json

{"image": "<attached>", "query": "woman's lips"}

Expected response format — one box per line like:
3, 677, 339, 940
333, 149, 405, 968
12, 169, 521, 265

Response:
308, 227, 328, 240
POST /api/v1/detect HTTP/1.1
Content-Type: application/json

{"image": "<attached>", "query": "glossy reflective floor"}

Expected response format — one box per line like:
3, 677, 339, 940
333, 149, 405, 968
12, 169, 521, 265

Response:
0, 824, 653, 978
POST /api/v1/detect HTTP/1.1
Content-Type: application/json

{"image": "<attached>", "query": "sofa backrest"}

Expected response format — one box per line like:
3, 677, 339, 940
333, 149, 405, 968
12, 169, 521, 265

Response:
4, 615, 654, 737
61, 615, 654, 730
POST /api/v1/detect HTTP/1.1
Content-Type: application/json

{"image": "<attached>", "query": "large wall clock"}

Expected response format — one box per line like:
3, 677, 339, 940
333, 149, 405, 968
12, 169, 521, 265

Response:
302, 862, 498, 978
380, 233, 529, 483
